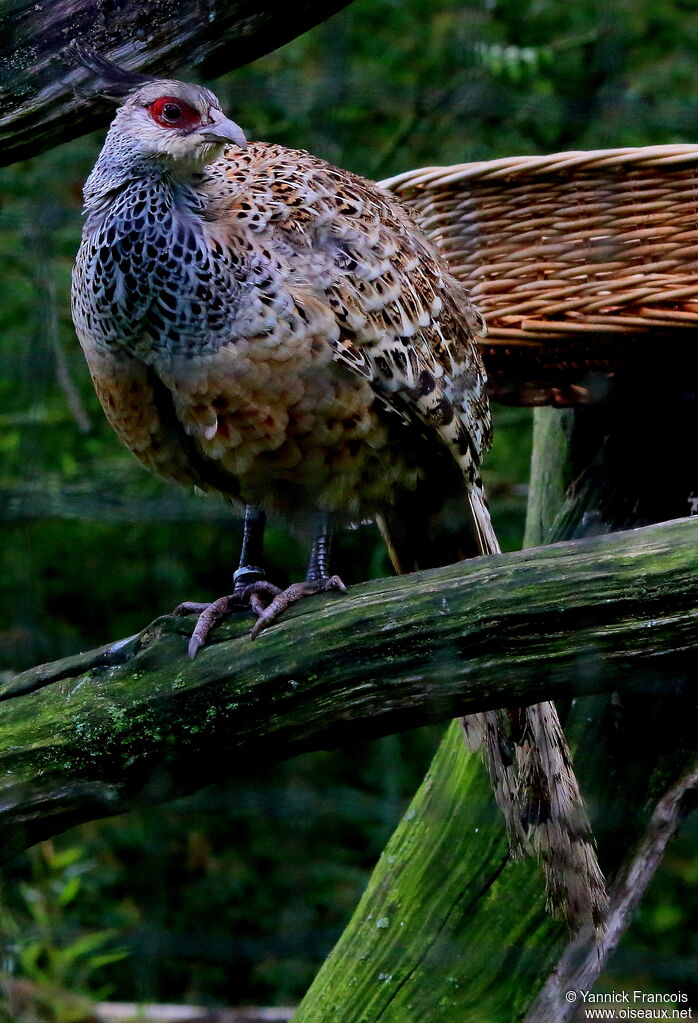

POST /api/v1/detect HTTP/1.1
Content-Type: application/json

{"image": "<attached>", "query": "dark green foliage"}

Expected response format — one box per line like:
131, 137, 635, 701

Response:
0, 734, 443, 1008
0, 0, 696, 1012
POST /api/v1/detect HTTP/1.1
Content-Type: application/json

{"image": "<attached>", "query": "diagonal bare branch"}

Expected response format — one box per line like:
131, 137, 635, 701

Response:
527, 757, 698, 1022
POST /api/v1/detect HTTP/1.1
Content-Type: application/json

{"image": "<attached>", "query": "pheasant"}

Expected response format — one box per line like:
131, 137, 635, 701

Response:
70, 48, 606, 929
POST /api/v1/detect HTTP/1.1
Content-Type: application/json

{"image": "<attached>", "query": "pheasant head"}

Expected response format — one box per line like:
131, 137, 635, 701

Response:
72, 48, 247, 175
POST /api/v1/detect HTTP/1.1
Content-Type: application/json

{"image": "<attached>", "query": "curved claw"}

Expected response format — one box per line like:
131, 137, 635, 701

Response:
187, 594, 237, 659
188, 634, 204, 661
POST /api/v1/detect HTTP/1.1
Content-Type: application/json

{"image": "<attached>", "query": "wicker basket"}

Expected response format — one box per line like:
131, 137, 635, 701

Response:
381, 145, 698, 404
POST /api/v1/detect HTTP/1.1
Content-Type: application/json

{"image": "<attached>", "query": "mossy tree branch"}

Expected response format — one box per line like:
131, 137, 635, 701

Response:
0, 0, 353, 166
1, 515, 697, 865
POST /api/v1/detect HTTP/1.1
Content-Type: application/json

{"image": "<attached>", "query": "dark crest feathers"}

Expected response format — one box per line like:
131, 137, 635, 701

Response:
67, 42, 156, 99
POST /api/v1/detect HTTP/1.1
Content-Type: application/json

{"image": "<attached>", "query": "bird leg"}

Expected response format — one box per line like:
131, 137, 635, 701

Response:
175, 505, 278, 657
175, 510, 346, 655
246, 517, 346, 640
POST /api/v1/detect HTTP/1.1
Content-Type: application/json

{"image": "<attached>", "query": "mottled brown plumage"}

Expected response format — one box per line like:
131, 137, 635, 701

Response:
75, 139, 490, 529
71, 52, 606, 930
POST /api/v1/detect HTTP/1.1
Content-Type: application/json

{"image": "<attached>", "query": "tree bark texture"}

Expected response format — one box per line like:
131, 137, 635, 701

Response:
1, 515, 696, 866
0, 0, 353, 166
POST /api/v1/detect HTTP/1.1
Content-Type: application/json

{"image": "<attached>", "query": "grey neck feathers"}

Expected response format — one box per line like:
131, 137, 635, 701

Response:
83, 127, 205, 226
75, 125, 242, 363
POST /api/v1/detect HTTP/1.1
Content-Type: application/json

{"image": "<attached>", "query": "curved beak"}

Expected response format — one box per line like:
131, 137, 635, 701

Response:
200, 114, 247, 150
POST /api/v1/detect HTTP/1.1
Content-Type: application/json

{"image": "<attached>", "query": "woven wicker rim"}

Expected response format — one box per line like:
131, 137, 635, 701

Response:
379, 144, 698, 191
380, 144, 698, 346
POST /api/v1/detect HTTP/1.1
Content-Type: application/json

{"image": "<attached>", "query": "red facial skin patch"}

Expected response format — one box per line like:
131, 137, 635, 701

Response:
148, 97, 202, 130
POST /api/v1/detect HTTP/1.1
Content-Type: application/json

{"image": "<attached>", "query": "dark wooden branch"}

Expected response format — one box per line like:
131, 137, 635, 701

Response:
0, 0, 353, 166
1, 515, 697, 863
527, 755, 698, 1022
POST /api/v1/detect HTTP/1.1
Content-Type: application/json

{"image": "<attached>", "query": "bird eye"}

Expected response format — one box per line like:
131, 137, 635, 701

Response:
148, 97, 201, 130
162, 103, 182, 123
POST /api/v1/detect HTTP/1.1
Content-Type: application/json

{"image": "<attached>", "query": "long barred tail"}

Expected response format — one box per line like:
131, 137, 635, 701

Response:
461, 702, 607, 929
461, 488, 607, 930
378, 479, 607, 929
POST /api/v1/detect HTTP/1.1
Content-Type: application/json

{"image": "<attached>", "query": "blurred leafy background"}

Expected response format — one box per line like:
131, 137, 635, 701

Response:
0, 0, 697, 1015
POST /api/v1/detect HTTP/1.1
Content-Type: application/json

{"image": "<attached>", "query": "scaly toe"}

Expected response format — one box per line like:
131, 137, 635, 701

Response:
186, 594, 238, 659
176, 581, 283, 658
176, 576, 346, 653
247, 575, 347, 640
